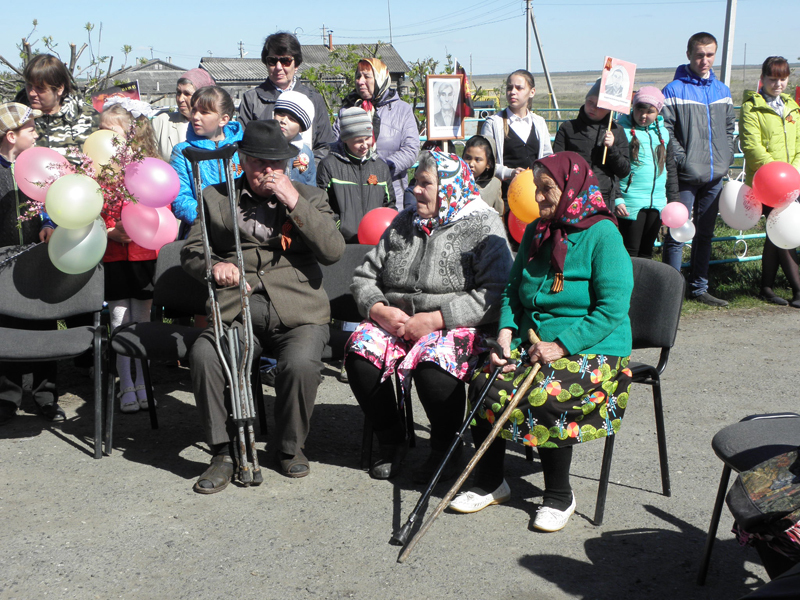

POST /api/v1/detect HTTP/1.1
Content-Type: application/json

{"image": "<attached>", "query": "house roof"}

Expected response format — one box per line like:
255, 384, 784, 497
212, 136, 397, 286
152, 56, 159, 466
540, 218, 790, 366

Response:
115, 59, 191, 96
201, 43, 409, 84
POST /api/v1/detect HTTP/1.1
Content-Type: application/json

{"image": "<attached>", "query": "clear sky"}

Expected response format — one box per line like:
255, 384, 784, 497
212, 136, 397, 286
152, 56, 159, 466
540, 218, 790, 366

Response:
1, 0, 793, 78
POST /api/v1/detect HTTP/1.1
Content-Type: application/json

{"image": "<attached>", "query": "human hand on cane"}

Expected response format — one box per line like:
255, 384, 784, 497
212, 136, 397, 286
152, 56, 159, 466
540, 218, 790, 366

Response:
212, 262, 251, 292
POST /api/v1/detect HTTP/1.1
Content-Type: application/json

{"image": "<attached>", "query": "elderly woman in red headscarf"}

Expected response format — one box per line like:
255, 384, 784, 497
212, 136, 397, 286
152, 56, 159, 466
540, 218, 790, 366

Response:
334, 58, 420, 202
448, 151, 634, 533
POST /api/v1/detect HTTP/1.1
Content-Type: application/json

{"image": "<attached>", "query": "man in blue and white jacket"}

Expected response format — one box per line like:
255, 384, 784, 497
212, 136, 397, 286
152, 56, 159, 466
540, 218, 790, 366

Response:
661, 32, 735, 307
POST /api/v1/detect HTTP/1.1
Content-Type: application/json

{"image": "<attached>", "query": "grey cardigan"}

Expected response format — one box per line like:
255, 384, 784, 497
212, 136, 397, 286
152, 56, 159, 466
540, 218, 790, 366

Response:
351, 200, 512, 330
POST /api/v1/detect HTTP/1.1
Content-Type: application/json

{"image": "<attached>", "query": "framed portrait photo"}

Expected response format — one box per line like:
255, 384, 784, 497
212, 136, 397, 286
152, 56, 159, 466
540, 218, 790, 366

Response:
426, 74, 465, 141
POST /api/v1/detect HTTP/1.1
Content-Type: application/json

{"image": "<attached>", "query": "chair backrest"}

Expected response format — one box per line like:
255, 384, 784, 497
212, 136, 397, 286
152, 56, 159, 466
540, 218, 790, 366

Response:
628, 258, 685, 351
152, 240, 209, 317
0, 244, 104, 320
320, 244, 374, 323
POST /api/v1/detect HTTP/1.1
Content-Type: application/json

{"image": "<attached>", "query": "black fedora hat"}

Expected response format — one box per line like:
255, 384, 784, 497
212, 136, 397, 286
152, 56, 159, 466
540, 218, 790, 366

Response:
238, 119, 299, 161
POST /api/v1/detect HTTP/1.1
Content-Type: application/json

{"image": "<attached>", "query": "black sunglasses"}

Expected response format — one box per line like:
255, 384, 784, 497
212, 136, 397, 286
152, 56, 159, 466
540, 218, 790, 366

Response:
266, 56, 294, 67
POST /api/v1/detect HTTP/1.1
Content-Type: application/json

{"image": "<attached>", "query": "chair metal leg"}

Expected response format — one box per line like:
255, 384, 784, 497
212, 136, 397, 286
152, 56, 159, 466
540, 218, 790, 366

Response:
361, 416, 374, 470
697, 465, 732, 586
93, 328, 104, 459
104, 346, 115, 456
651, 377, 671, 497
525, 446, 534, 461
594, 434, 616, 526
141, 359, 158, 430
402, 383, 416, 449
252, 362, 267, 435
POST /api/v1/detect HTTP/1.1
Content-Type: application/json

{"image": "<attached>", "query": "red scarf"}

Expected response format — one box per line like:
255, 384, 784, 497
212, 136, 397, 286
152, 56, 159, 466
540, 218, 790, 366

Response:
527, 152, 617, 292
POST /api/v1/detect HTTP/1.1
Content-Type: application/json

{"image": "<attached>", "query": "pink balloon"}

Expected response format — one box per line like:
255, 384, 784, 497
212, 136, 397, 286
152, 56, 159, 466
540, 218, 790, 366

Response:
14, 147, 70, 202
121, 203, 178, 251
661, 202, 689, 228
124, 158, 180, 208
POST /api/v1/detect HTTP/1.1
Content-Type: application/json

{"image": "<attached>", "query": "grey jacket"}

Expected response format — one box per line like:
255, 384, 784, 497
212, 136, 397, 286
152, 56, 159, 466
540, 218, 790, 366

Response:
661, 65, 736, 185
238, 79, 335, 165
351, 201, 512, 330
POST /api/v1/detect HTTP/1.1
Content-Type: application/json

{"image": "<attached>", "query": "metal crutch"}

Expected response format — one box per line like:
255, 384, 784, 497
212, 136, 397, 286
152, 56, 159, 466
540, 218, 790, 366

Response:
397, 329, 542, 563
182, 144, 262, 486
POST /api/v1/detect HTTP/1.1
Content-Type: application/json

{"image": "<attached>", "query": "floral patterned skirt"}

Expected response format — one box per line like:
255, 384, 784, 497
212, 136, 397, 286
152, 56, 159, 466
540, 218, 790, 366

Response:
345, 320, 488, 394
469, 348, 632, 448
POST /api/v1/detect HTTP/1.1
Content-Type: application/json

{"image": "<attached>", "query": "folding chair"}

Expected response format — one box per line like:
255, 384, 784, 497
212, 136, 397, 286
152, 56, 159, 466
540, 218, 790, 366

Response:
318, 243, 415, 469
106, 240, 266, 455
696, 412, 800, 585
0, 244, 106, 458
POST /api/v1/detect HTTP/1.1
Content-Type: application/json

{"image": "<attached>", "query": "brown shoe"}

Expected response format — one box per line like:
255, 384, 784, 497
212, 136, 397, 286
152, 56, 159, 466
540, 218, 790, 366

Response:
193, 454, 235, 494
279, 450, 310, 478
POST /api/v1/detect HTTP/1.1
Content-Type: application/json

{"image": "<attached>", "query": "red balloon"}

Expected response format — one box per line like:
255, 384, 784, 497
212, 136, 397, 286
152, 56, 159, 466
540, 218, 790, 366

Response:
357, 207, 398, 245
752, 161, 800, 208
508, 212, 528, 244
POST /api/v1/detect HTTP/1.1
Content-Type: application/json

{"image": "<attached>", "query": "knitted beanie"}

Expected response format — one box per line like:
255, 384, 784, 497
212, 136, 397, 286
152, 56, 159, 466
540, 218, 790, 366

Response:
274, 90, 315, 132
632, 86, 665, 112
339, 106, 373, 140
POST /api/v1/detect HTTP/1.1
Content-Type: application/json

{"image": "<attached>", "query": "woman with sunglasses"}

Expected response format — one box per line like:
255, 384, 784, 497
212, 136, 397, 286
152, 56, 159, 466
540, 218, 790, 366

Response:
614, 87, 679, 258
238, 32, 335, 165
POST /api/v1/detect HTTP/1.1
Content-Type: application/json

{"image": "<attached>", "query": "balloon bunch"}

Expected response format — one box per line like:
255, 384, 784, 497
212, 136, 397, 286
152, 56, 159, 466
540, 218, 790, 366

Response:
506, 169, 540, 243
14, 129, 179, 273
719, 162, 800, 249
661, 202, 695, 243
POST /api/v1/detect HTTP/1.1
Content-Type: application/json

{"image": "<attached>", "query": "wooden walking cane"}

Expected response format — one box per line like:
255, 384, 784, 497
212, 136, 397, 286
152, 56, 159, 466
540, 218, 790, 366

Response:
397, 329, 543, 563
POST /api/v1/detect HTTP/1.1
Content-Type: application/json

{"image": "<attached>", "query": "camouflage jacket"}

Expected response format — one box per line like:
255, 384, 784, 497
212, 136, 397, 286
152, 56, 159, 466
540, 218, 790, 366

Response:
33, 95, 99, 163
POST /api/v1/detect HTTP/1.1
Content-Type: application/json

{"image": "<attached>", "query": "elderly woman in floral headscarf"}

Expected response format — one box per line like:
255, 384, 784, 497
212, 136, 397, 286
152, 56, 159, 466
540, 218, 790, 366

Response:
448, 152, 633, 533
334, 58, 420, 201
346, 150, 512, 482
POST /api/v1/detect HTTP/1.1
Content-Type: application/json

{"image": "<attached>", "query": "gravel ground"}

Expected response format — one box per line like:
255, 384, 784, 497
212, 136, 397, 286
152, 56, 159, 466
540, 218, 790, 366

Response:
1, 306, 798, 600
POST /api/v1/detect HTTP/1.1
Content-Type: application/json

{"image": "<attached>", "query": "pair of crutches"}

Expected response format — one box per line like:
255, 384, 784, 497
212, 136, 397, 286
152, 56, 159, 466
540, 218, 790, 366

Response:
392, 330, 542, 563
182, 144, 262, 487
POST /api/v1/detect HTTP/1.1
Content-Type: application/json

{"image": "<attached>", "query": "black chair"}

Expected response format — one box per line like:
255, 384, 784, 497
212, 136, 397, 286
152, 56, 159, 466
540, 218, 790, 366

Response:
696, 412, 800, 585
590, 258, 685, 524
0, 244, 106, 458
318, 243, 415, 469
106, 241, 268, 455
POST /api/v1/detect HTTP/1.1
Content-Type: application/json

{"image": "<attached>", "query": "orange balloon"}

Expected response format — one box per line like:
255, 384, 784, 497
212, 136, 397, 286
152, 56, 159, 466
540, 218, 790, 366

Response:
507, 169, 539, 223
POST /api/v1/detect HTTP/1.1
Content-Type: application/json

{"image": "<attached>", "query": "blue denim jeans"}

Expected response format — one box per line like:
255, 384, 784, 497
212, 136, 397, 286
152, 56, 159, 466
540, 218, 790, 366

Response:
661, 178, 724, 297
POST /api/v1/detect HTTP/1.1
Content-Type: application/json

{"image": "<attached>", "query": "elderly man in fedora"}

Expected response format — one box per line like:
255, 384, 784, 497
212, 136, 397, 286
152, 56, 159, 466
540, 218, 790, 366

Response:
181, 119, 345, 492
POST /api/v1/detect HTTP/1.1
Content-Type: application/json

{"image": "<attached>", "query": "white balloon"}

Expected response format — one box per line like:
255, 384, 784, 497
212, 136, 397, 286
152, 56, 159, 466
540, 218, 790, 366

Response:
719, 180, 762, 230
669, 220, 696, 243
766, 201, 800, 249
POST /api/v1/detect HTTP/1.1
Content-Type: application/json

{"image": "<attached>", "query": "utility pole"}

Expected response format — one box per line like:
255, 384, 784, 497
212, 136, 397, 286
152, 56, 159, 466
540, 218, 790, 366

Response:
719, 0, 737, 87
388, 1, 393, 44
743, 43, 747, 86
530, 9, 560, 119
238, 41, 248, 58
321, 25, 327, 45
525, 0, 531, 72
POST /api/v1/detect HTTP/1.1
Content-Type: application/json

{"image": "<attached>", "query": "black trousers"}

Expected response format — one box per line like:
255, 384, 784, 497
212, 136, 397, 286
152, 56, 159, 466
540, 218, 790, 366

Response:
618, 208, 661, 259
189, 293, 328, 456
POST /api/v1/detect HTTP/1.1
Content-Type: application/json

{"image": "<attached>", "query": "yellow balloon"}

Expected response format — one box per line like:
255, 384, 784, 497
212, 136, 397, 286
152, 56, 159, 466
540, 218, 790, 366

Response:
507, 168, 539, 223
82, 129, 123, 167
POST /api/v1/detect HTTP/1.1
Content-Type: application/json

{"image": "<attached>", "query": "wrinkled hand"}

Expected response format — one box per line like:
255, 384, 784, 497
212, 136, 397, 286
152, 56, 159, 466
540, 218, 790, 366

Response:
615, 203, 630, 218
369, 303, 410, 337
512, 167, 526, 179
603, 131, 615, 148
490, 328, 515, 372
39, 227, 54, 243
264, 170, 299, 210
396, 311, 444, 342
528, 341, 567, 365
212, 262, 251, 292
107, 221, 132, 244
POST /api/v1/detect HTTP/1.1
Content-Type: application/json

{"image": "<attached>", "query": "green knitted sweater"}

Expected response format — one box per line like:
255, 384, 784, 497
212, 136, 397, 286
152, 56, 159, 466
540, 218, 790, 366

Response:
499, 219, 633, 356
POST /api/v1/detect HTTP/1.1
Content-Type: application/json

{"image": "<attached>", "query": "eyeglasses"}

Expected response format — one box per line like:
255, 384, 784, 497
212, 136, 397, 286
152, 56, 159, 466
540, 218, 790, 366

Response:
265, 56, 294, 67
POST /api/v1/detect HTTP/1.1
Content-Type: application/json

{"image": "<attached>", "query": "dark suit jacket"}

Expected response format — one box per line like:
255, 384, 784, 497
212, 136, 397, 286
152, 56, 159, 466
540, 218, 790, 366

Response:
181, 179, 345, 327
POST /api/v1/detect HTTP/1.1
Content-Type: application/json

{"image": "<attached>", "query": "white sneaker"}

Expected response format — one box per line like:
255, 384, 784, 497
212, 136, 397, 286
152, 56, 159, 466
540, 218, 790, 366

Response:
533, 493, 576, 532
448, 480, 511, 514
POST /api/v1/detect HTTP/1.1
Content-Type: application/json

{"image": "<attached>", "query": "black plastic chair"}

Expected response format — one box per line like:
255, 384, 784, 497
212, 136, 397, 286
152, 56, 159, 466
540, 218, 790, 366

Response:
106, 240, 267, 455
696, 412, 800, 585
0, 244, 106, 458
591, 258, 685, 524
318, 243, 415, 469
